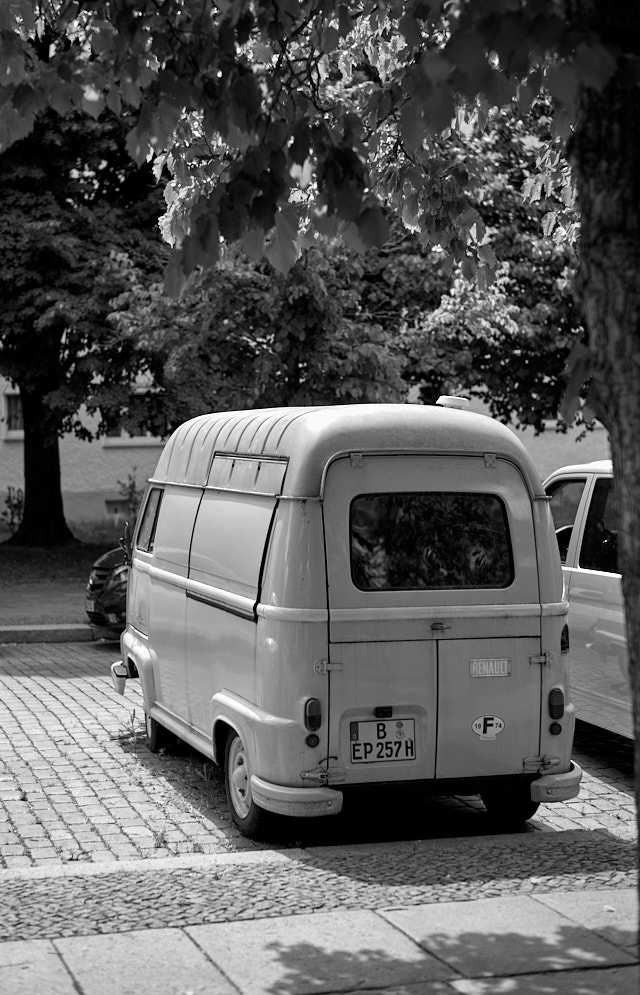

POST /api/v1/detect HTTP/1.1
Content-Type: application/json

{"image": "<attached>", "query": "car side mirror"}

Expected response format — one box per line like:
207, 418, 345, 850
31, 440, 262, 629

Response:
118, 521, 132, 566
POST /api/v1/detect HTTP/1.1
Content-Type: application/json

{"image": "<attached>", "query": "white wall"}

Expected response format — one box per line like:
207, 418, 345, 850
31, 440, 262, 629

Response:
0, 378, 164, 524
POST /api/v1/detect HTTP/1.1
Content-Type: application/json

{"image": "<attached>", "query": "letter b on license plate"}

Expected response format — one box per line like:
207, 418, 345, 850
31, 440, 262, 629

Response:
350, 718, 416, 763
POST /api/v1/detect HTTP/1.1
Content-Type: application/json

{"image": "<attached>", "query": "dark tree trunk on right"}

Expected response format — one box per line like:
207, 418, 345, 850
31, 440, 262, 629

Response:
568, 0, 640, 870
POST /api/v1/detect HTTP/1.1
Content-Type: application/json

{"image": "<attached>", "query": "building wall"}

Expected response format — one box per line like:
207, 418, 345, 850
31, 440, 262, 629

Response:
0, 377, 164, 526
1, 377, 611, 526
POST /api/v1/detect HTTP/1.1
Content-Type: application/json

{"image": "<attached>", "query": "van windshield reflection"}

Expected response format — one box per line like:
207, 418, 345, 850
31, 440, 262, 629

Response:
350, 492, 513, 591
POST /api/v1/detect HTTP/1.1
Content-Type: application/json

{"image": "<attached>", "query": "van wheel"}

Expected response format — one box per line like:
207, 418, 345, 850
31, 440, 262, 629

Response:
224, 732, 266, 838
481, 789, 539, 825
145, 713, 173, 753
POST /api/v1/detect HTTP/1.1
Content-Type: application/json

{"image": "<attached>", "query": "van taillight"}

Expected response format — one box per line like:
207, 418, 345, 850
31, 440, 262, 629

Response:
561, 625, 570, 653
548, 688, 565, 720
304, 698, 322, 731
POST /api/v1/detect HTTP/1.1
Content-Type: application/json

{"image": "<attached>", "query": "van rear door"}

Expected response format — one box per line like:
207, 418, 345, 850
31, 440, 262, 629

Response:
322, 454, 542, 787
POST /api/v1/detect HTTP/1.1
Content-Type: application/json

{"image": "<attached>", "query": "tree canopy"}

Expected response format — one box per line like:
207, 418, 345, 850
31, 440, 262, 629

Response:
1, 2, 594, 287
0, 109, 167, 544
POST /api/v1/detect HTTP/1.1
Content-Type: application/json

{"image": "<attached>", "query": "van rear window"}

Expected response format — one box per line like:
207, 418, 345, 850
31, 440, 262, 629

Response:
350, 492, 513, 591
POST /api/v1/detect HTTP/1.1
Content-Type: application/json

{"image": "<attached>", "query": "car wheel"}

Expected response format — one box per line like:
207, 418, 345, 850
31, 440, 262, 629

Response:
145, 713, 173, 753
481, 788, 539, 825
224, 731, 267, 838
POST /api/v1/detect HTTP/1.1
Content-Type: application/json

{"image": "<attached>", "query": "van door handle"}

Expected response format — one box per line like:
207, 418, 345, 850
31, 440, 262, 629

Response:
430, 622, 452, 632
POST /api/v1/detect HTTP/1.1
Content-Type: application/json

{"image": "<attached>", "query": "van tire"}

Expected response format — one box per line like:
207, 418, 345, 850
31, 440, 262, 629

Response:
481, 789, 539, 825
224, 731, 267, 838
145, 713, 173, 753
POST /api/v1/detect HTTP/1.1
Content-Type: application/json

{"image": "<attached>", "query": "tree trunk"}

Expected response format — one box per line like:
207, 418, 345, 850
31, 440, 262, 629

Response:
8, 384, 75, 547
569, 0, 640, 866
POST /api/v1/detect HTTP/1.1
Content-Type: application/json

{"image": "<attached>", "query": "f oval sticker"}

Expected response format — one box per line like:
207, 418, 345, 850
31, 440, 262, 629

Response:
472, 715, 505, 739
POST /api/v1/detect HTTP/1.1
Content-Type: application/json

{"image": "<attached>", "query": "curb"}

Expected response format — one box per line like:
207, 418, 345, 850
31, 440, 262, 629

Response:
0, 623, 93, 644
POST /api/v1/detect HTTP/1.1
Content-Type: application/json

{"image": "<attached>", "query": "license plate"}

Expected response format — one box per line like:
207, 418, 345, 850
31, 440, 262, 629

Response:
350, 718, 416, 764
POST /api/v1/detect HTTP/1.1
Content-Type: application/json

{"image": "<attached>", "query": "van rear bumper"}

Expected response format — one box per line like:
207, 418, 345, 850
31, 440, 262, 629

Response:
250, 776, 343, 818
530, 760, 582, 803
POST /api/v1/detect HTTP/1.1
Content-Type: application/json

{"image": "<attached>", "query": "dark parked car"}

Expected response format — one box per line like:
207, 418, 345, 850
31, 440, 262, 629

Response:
85, 547, 128, 639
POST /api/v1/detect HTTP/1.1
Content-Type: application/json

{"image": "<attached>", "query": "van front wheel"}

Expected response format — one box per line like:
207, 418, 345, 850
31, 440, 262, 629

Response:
224, 732, 267, 838
481, 789, 539, 825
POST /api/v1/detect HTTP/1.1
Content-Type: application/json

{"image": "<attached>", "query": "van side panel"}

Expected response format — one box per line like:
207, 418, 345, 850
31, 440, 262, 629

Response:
260, 500, 328, 610
250, 615, 330, 786
148, 485, 201, 722
185, 489, 278, 730
186, 604, 258, 731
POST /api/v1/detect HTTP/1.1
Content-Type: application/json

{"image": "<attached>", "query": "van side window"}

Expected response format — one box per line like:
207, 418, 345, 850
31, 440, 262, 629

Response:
350, 492, 513, 591
136, 488, 163, 553
547, 478, 586, 563
189, 491, 276, 599
579, 478, 619, 573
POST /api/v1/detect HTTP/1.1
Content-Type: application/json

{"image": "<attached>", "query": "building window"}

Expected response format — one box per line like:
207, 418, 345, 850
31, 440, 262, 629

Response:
102, 394, 164, 448
3, 394, 24, 438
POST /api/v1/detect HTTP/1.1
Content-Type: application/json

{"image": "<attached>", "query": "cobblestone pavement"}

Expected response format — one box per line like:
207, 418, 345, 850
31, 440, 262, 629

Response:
1, 835, 636, 943
0, 640, 637, 946
0, 640, 636, 866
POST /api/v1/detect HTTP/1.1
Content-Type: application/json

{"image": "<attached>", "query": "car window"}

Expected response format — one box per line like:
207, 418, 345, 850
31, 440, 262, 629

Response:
136, 488, 163, 552
579, 477, 619, 573
546, 478, 587, 563
350, 491, 513, 591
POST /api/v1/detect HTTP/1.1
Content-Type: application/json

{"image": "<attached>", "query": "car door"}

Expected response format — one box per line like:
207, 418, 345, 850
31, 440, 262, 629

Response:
565, 475, 630, 736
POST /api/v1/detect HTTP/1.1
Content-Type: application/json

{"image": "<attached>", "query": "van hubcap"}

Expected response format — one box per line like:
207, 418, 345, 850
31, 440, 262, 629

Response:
228, 737, 251, 818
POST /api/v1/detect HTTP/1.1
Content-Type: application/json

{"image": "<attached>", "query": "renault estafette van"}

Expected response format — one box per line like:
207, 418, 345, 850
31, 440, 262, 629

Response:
111, 401, 582, 837
544, 460, 630, 738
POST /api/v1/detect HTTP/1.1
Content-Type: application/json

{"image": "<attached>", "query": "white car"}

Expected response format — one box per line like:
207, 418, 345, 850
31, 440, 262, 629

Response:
544, 460, 630, 738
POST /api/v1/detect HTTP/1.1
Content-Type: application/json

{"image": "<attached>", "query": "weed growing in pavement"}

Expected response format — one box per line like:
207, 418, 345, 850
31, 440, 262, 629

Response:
153, 828, 168, 849
111, 710, 143, 750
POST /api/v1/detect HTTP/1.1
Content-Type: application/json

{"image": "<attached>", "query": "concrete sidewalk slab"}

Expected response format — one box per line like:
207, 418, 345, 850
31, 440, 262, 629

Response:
536, 887, 639, 952
187, 908, 456, 993
56, 929, 237, 995
1, 891, 637, 995
380, 894, 636, 979
452, 966, 638, 994
0, 623, 93, 643
0, 939, 75, 995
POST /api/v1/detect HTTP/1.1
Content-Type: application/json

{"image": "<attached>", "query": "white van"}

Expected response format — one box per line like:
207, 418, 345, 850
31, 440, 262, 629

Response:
544, 460, 630, 738
111, 402, 581, 837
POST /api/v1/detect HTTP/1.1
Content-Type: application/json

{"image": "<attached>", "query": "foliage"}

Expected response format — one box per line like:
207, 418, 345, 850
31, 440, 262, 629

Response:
0, 110, 167, 431
109, 243, 410, 423
0, 108, 167, 544
117, 467, 144, 520
0, 1, 595, 291
1, 486, 25, 534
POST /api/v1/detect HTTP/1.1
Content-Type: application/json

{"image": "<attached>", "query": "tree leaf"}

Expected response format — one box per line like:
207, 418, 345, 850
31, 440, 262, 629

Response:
399, 14, 422, 48
546, 64, 578, 106
265, 232, 297, 273
573, 41, 617, 92
321, 26, 340, 53
357, 206, 390, 248
82, 84, 105, 119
